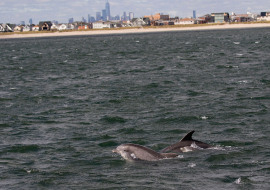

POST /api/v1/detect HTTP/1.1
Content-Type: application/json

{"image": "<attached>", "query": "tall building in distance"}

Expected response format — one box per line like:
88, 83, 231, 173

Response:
123, 12, 127, 21
129, 12, 134, 20
29, 18, 33, 25
88, 14, 95, 23
193, 10, 197, 19
96, 12, 101, 21
102, 9, 107, 21
82, 17, 87, 23
105, 0, 111, 20
68, 18, 74, 24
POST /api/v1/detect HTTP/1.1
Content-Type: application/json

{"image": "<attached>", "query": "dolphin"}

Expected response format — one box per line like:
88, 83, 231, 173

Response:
112, 143, 179, 161
161, 130, 212, 153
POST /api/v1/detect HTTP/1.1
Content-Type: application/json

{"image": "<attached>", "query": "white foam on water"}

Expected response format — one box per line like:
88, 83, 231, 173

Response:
235, 177, 241, 184
208, 145, 226, 151
188, 163, 196, 168
238, 80, 248, 84
201, 116, 208, 120
177, 155, 184, 159
236, 53, 243, 56
33, 51, 43, 55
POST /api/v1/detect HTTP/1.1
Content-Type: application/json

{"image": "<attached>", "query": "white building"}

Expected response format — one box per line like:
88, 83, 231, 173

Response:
58, 24, 75, 30
58, 24, 68, 30
51, 23, 59, 30
257, 12, 270, 21
130, 18, 150, 27
22, 25, 31, 32
175, 18, 196, 25
92, 21, 114, 29
0, 24, 4, 32
14, 26, 23, 32
32, 25, 39, 31
0, 24, 13, 32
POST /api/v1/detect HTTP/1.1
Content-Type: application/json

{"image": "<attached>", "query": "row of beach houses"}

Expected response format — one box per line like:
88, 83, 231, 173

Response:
1, 12, 270, 32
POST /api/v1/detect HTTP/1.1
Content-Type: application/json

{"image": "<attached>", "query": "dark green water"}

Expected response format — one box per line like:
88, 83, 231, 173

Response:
0, 28, 270, 189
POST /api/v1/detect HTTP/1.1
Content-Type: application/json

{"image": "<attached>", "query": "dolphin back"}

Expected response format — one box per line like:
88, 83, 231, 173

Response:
160, 131, 195, 153
160, 153, 179, 159
160, 130, 212, 152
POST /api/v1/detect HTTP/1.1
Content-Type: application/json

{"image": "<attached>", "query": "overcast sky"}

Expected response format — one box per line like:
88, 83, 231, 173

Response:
1, 0, 270, 24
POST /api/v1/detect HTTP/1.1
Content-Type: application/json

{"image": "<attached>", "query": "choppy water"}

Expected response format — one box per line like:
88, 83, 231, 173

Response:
1, 28, 270, 189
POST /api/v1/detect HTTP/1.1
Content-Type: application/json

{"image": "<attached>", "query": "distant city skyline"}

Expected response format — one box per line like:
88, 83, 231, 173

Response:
1, 0, 270, 24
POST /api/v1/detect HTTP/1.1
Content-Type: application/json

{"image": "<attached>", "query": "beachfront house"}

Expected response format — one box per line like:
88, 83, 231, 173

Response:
231, 13, 256, 22
211, 13, 230, 23
78, 25, 90, 30
257, 12, 270, 21
32, 25, 39, 31
150, 20, 174, 26
22, 25, 31, 32
51, 23, 59, 31
130, 18, 151, 27
0, 24, 4, 32
197, 14, 214, 24
92, 21, 114, 29
175, 18, 196, 25
58, 24, 75, 31
39, 21, 52, 31
144, 13, 170, 21
58, 24, 68, 30
0, 24, 13, 32
14, 25, 23, 32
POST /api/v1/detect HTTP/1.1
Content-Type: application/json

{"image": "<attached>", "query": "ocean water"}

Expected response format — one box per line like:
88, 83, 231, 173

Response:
0, 28, 270, 189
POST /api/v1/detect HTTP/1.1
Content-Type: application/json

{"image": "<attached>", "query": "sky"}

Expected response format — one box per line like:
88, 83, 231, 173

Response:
0, 0, 270, 24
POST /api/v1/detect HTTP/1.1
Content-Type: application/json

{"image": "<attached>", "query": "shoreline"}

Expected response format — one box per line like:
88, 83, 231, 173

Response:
1, 23, 270, 39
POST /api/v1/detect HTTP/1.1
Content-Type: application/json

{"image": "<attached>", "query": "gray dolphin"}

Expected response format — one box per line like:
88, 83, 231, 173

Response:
112, 143, 179, 161
161, 130, 212, 153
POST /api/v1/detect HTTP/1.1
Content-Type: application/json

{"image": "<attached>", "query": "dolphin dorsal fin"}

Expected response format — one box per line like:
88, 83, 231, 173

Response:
180, 130, 195, 141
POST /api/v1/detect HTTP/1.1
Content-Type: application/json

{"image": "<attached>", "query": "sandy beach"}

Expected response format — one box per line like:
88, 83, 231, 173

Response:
1, 23, 270, 39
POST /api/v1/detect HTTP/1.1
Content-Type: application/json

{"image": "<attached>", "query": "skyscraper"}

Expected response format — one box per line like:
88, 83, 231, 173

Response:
129, 12, 134, 20
68, 18, 74, 24
123, 12, 127, 21
29, 18, 33, 25
96, 12, 102, 21
102, 9, 107, 21
105, 0, 111, 20
88, 14, 91, 23
193, 10, 197, 19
